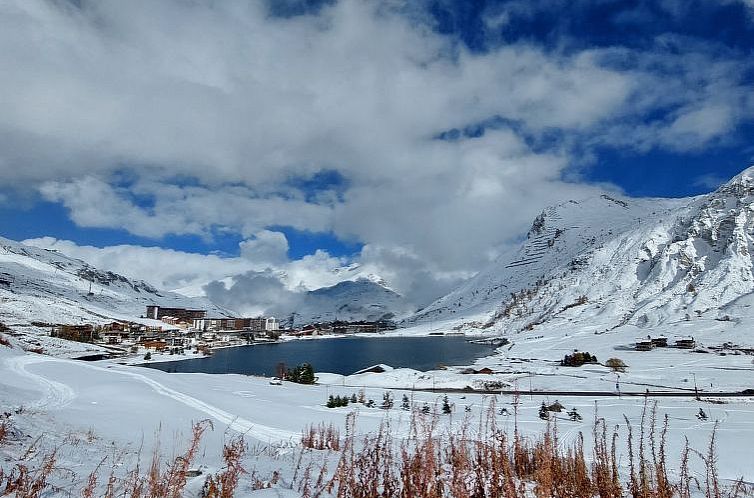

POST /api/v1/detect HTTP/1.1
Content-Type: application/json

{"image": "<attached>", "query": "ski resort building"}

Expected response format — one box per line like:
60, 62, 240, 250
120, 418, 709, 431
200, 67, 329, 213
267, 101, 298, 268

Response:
145, 306, 206, 321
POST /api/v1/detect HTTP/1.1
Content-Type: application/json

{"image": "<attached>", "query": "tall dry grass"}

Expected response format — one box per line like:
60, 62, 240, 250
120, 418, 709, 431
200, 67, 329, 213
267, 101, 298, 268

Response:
0, 419, 250, 498
298, 398, 751, 498
302, 423, 341, 451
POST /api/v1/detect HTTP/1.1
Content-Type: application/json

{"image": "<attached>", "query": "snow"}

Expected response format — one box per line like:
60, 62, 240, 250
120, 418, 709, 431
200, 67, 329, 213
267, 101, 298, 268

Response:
0, 236, 232, 329
4, 170, 754, 493
1, 344, 753, 497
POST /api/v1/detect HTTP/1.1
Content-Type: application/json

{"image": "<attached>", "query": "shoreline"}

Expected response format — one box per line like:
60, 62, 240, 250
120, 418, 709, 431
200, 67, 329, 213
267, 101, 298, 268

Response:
104, 328, 496, 368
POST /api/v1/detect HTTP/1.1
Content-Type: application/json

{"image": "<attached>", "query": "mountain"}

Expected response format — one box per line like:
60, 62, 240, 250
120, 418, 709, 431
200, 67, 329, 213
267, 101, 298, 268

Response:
286, 278, 411, 327
0, 236, 230, 327
407, 166, 754, 336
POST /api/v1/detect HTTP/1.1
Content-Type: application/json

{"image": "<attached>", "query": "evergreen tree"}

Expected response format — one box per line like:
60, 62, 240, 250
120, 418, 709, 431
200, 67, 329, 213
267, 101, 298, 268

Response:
299, 363, 316, 384
365, 399, 375, 408
539, 402, 549, 420
401, 394, 410, 411
327, 395, 336, 408
350, 393, 358, 403
567, 407, 582, 421
381, 392, 394, 410
144, 351, 152, 361
442, 395, 452, 414
421, 403, 431, 415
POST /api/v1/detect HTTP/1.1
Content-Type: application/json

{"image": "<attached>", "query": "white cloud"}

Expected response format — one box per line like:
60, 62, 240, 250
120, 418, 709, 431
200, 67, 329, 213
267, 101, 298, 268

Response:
4, 0, 754, 314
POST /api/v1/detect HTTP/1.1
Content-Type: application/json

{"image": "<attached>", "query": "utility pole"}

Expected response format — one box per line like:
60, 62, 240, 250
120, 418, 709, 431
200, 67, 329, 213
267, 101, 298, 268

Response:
693, 373, 699, 400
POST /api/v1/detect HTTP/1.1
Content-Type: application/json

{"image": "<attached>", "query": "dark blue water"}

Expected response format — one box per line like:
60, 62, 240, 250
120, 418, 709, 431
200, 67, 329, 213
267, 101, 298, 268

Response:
143, 336, 494, 376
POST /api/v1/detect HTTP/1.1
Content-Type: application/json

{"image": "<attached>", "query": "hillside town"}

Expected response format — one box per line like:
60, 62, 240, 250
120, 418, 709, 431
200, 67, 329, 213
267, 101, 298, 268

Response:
46, 305, 397, 361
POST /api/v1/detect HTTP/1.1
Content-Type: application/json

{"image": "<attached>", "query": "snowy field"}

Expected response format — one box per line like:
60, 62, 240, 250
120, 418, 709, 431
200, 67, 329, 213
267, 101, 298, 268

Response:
1, 337, 753, 496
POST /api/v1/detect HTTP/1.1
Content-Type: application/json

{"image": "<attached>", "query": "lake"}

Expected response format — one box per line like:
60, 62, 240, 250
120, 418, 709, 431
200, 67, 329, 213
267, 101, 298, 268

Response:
143, 336, 495, 376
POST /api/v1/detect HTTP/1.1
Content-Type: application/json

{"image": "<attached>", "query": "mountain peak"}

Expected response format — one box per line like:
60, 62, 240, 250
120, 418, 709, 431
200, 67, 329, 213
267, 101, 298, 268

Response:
717, 164, 754, 194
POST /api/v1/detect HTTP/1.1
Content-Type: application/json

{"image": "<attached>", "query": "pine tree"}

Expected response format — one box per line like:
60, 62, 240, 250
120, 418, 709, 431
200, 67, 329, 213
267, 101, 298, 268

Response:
365, 399, 375, 408
442, 395, 452, 415
539, 402, 549, 420
144, 351, 152, 361
299, 363, 316, 384
381, 392, 394, 410
327, 395, 336, 408
401, 394, 410, 411
421, 403, 431, 415
567, 407, 582, 421
350, 393, 358, 403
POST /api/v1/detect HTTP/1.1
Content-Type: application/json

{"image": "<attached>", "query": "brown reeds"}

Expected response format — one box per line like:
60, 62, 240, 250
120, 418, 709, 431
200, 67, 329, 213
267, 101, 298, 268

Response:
302, 423, 341, 451
300, 399, 751, 498
0, 449, 57, 498
201, 436, 247, 498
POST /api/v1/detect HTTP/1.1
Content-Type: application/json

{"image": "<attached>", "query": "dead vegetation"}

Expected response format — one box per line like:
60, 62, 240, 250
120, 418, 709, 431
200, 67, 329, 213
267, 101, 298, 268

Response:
302, 423, 341, 451
0, 419, 250, 498
295, 399, 751, 498
0, 399, 751, 498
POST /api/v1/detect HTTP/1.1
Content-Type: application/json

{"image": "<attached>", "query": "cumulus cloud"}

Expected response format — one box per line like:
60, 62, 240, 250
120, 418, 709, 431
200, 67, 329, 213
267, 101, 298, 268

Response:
5, 0, 754, 314
204, 271, 304, 317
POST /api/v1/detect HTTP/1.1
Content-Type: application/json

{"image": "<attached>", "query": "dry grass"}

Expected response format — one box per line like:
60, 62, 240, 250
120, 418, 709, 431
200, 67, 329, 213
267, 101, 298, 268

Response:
302, 423, 341, 451
0, 449, 57, 498
298, 399, 752, 498
201, 436, 247, 498
0, 420, 216, 498
1, 400, 753, 498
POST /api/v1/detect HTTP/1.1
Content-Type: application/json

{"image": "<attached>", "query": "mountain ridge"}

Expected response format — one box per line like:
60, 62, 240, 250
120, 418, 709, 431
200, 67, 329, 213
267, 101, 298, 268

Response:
405, 165, 754, 336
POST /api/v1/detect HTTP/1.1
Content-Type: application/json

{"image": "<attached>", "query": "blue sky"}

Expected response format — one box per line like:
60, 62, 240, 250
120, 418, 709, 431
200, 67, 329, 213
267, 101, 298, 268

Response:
1, 0, 754, 305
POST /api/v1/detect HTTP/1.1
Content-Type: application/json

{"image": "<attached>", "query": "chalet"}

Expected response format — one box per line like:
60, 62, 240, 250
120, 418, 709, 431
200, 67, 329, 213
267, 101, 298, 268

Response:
353, 364, 390, 374
142, 340, 168, 351
102, 330, 130, 345
650, 336, 668, 347
52, 324, 97, 343
635, 339, 654, 351
675, 337, 696, 349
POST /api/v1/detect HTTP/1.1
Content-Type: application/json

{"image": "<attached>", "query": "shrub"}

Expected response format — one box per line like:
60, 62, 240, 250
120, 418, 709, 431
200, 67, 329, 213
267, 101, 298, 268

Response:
561, 351, 597, 367
605, 358, 628, 373
286, 363, 316, 384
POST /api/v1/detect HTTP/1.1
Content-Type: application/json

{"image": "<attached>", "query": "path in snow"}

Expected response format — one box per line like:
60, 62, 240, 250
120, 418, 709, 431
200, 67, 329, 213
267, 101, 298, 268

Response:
6, 354, 77, 409
5, 354, 299, 444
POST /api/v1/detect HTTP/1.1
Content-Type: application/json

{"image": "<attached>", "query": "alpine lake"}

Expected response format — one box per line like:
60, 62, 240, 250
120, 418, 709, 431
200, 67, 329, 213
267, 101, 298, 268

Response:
143, 335, 496, 377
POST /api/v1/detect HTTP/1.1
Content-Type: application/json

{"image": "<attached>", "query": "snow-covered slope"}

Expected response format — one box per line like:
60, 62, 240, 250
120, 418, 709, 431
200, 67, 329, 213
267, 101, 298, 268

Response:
287, 278, 411, 326
0, 236, 230, 326
408, 166, 754, 335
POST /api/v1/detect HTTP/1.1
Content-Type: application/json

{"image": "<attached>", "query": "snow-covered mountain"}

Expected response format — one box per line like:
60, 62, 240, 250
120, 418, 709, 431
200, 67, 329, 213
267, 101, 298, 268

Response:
407, 166, 754, 335
286, 278, 411, 326
0, 236, 230, 326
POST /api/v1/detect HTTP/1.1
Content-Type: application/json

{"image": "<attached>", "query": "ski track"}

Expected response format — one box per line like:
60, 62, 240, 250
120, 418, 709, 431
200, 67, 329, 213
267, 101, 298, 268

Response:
4, 354, 299, 444
6, 354, 76, 410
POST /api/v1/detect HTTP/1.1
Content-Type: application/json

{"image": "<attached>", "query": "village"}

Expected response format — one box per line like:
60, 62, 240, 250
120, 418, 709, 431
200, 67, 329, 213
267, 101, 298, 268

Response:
47, 305, 398, 361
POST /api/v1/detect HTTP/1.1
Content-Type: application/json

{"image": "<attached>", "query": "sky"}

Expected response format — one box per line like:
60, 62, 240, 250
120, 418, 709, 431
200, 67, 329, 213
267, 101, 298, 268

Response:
1, 0, 754, 314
